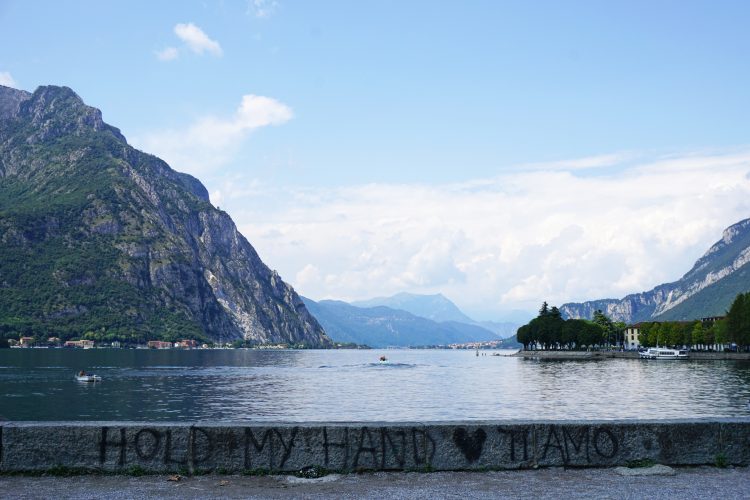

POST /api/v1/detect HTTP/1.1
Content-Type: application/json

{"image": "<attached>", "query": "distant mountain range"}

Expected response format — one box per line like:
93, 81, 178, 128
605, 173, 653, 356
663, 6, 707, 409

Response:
561, 217, 750, 323
303, 293, 520, 348
352, 292, 474, 323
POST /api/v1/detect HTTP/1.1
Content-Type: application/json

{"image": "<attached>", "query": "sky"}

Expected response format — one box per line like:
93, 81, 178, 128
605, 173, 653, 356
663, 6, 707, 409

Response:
2, 1, 750, 321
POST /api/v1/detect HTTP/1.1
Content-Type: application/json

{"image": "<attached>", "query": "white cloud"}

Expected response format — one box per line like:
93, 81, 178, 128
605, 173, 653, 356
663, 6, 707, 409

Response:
218, 150, 750, 320
174, 23, 223, 57
155, 47, 179, 61
0, 71, 18, 88
516, 152, 634, 172
249, 0, 279, 18
132, 94, 293, 175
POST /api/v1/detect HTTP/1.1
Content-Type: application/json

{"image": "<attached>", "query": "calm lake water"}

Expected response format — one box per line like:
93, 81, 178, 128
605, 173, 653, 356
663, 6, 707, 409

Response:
1, 349, 749, 422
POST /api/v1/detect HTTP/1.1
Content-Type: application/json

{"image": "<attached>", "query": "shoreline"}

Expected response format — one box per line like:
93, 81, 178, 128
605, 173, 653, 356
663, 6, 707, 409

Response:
514, 350, 750, 360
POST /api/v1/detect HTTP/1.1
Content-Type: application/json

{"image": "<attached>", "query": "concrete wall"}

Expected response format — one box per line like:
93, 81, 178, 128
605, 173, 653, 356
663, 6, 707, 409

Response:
1, 420, 748, 473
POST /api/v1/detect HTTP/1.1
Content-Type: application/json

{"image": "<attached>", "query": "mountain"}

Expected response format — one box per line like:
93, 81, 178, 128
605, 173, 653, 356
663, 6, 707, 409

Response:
302, 298, 502, 348
0, 84, 329, 346
560, 217, 750, 323
476, 320, 522, 339
352, 292, 475, 323
352, 292, 519, 339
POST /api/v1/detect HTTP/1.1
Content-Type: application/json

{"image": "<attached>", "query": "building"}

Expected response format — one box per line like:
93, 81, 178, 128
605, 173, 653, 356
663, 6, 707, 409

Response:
147, 340, 172, 349
19, 337, 35, 347
64, 340, 95, 348
623, 323, 645, 350
701, 316, 725, 328
176, 339, 197, 348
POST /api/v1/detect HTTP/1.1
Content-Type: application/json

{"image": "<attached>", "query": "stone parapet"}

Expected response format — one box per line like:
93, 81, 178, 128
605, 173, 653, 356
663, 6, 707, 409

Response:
1, 420, 748, 473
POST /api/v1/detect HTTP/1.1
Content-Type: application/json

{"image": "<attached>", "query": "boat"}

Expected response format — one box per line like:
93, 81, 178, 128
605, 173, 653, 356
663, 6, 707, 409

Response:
75, 373, 102, 382
379, 356, 388, 363
639, 348, 688, 360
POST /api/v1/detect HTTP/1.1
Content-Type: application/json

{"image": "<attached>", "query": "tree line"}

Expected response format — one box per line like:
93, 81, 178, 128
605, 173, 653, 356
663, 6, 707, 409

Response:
517, 293, 750, 351
516, 302, 624, 350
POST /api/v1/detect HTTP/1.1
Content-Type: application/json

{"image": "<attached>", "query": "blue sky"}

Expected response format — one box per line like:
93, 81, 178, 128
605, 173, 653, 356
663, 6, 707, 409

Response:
3, 1, 750, 320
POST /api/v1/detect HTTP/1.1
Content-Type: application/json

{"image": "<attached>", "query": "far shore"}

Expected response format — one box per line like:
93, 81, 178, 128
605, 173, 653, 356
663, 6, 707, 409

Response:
514, 350, 750, 360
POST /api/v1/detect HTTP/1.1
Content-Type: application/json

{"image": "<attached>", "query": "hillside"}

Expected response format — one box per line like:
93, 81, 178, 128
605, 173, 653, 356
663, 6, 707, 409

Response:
0, 85, 329, 346
560, 217, 750, 323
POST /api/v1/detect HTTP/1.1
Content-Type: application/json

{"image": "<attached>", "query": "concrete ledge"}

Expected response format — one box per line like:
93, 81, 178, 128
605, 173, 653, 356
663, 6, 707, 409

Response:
1, 419, 749, 473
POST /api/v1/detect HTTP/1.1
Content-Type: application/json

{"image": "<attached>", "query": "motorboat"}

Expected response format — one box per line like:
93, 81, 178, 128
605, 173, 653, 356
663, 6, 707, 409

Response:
75, 373, 102, 382
639, 348, 688, 360
379, 356, 388, 363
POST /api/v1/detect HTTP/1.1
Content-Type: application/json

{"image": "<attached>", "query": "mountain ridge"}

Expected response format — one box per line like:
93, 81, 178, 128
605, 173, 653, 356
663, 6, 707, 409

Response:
560, 217, 750, 323
302, 297, 504, 347
304, 292, 520, 347
0, 84, 329, 346
351, 292, 475, 323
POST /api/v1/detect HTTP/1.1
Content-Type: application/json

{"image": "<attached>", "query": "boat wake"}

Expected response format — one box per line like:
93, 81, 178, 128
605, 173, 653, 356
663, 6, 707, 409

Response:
318, 362, 419, 369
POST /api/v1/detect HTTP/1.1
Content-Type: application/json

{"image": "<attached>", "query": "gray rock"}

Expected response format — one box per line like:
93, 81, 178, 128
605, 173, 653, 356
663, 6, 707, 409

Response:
614, 464, 676, 476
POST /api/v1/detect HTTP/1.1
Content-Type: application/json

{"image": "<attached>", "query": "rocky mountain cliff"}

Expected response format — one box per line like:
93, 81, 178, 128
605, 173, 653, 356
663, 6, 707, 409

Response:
560, 218, 750, 323
0, 84, 329, 346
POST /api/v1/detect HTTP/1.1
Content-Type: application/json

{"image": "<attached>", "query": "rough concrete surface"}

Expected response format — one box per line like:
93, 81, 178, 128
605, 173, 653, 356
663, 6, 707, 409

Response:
1, 467, 749, 499
3, 419, 749, 473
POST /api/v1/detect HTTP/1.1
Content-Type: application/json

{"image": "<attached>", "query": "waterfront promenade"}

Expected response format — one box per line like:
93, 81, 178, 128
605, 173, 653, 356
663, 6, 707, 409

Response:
2, 466, 749, 499
514, 350, 750, 360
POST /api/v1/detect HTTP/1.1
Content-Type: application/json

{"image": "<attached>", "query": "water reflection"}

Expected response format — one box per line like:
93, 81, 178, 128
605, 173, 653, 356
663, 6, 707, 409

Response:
0, 349, 748, 421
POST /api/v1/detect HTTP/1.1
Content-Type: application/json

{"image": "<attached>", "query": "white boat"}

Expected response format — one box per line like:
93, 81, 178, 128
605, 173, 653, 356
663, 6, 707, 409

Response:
639, 348, 688, 360
75, 374, 102, 382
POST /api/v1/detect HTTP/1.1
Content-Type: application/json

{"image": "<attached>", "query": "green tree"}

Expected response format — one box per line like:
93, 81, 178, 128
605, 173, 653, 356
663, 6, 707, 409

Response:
561, 319, 585, 350
578, 321, 605, 348
713, 319, 728, 347
539, 301, 550, 317
516, 324, 532, 350
592, 310, 615, 347
703, 321, 715, 347
691, 321, 705, 349
726, 292, 750, 349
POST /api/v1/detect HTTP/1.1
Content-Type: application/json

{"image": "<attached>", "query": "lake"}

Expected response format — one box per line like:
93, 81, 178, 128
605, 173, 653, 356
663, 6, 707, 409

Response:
1, 348, 749, 422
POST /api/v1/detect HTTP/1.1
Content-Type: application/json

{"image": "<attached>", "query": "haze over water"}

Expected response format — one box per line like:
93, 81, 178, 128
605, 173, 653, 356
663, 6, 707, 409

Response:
1, 349, 749, 422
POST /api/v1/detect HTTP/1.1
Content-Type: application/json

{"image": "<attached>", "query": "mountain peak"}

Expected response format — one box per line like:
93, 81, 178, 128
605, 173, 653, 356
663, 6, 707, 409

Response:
0, 85, 31, 120
14, 85, 126, 143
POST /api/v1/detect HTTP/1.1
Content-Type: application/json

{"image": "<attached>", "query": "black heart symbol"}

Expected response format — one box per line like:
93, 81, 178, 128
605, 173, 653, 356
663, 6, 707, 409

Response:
452, 428, 487, 463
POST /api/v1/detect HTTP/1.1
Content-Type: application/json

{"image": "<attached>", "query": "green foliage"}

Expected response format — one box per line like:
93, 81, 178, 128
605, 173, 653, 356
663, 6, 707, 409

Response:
691, 321, 705, 346
726, 293, 750, 348
518, 302, 606, 350
0, 104, 214, 344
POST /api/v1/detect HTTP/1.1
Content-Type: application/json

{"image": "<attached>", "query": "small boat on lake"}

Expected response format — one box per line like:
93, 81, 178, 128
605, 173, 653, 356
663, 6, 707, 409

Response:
639, 348, 688, 360
75, 371, 102, 382
379, 355, 388, 364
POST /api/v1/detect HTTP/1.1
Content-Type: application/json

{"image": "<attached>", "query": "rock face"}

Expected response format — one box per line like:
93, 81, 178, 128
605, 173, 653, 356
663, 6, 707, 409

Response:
560, 218, 750, 323
0, 84, 329, 346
